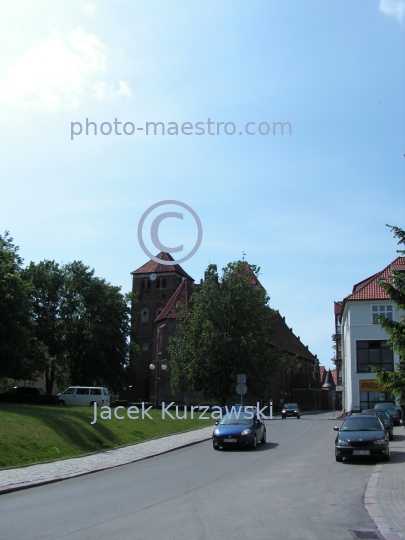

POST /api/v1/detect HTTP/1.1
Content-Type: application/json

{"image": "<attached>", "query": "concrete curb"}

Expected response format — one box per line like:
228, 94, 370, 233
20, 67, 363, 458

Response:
0, 432, 212, 496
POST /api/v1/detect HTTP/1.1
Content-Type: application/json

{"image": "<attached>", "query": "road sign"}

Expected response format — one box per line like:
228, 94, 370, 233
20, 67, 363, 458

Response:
237, 374, 246, 384
236, 383, 247, 395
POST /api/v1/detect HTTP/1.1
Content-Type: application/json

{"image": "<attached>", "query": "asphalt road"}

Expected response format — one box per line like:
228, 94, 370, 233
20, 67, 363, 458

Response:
0, 412, 380, 540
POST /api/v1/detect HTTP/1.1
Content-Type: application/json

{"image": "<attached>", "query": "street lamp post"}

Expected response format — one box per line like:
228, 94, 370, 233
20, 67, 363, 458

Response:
149, 360, 167, 407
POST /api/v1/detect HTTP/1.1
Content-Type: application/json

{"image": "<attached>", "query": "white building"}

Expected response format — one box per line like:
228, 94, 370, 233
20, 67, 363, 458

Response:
339, 256, 405, 412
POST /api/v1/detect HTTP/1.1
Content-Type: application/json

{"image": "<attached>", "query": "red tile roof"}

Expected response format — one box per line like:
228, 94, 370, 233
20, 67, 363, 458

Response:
131, 252, 194, 281
345, 257, 405, 301
319, 366, 326, 384
155, 279, 191, 322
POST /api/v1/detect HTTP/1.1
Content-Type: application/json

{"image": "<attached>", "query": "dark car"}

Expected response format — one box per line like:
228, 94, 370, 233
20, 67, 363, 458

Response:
374, 403, 400, 426
362, 409, 394, 441
6, 386, 45, 395
281, 403, 300, 419
334, 414, 390, 462
212, 411, 266, 450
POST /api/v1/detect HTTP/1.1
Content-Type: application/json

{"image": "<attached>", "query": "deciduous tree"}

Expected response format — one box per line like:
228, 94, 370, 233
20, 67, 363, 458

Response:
0, 232, 39, 379
373, 225, 405, 401
169, 261, 290, 402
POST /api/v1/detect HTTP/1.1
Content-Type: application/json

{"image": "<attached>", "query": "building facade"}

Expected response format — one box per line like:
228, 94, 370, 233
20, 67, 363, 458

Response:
337, 257, 405, 412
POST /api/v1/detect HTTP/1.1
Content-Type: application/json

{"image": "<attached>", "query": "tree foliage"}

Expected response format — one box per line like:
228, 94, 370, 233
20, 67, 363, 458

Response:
0, 230, 136, 393
373, 225, 405, 401
0, 232, 43, 380
169, 261, 291, 402
61, 261, 135, 391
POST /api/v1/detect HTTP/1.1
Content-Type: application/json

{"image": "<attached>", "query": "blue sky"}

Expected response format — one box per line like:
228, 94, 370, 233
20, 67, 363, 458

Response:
1, 0, 404, 369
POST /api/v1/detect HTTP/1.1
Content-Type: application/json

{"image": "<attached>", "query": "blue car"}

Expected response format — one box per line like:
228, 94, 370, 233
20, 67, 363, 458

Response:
212, 411, 266, 450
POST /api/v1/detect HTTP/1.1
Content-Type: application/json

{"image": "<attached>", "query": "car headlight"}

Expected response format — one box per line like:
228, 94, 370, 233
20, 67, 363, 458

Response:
294, 410, 298, 413
337, 440, 349, 446
373, 439, 385, 446
213, 429, 220, 436
241, 429, 251, 436
281, 410, 286, 414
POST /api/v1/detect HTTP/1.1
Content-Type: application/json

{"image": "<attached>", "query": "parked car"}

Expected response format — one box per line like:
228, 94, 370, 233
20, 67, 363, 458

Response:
334, 414, 390, 462
374, 403, 400, 426
57, 386, 110, 407
362, 409, 394, 441
212, 411, 266, 450
281, 403, 300, 419
6, 386, 45, 395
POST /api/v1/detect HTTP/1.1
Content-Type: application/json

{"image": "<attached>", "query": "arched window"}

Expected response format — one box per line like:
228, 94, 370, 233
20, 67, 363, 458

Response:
140, 307, 149, 323
156, 277, 166, 289
156, 306, 164, 318
141, 278, 150, 290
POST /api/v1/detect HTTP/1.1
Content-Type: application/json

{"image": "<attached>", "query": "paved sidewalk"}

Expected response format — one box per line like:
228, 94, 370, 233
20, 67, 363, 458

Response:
0, 426, 213, 495
365, 430, 405, 540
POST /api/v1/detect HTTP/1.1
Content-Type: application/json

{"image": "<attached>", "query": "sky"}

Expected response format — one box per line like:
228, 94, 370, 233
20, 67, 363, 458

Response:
1, 0, 404, 370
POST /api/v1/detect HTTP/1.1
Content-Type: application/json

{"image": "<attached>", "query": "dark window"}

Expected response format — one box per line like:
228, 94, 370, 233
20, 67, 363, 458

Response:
76, 388, 90, 395
356, 340, 394, 372
335, 314, 341, 334
372, 305, 393, 324
90, 388, 101, 395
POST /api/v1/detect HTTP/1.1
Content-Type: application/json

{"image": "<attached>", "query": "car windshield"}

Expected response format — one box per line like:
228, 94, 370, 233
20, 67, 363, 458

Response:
219, 413, 253, 425
283, 404, 298, 409
341, 417, 383, 431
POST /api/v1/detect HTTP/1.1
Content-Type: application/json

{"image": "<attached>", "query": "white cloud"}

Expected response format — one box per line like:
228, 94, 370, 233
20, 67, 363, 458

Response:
84, 4, 96, 16
93, 81, 132, 101
0, 28, 131, 110
379, 0, 405, 21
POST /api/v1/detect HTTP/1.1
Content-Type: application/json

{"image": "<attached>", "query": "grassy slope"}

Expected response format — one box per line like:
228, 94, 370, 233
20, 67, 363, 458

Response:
0, 404, 214, 468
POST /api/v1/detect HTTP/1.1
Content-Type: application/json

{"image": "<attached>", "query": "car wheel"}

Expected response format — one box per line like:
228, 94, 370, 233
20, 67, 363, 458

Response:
251, 435, 257, 449
281, 416, 285, 419
297, 415, 300, 419
389, 433, 394, 441
57, 400, 65, 406
213, 443, 220, 451
384, 451, 390, 462
335, 454, 343, 462
89, 401, 97, 407
261, 430, 266, 444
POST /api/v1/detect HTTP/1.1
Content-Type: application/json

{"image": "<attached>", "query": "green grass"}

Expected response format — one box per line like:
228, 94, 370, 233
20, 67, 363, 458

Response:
0, 403, 214, 468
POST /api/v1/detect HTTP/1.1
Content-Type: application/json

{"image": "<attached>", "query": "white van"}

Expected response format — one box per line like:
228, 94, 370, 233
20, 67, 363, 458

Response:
57, 386, 110, 407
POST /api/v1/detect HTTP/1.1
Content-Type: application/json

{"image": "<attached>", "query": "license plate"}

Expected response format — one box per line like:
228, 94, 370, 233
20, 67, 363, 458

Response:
223, 438, 237, 443
353, 450, 370, 455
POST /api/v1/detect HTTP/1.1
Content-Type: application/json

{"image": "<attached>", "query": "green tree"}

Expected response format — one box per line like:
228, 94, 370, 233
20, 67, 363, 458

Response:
0, 232, 39, 379
60, 261, 135, 392
372, 225, 405, 401
169, 261, 291, 403
22, 260, 66, 394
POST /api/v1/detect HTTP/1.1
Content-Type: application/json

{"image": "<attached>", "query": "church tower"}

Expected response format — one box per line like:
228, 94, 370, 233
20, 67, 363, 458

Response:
129, 252, 194, 401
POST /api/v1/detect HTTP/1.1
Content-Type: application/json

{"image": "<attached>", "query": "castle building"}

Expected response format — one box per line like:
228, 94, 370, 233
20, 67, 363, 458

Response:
129, 252, 320, 407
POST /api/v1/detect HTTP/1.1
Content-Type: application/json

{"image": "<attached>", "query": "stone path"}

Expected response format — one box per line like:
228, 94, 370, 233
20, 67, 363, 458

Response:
365, 430, 405, 540
0, 426, 213, 495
